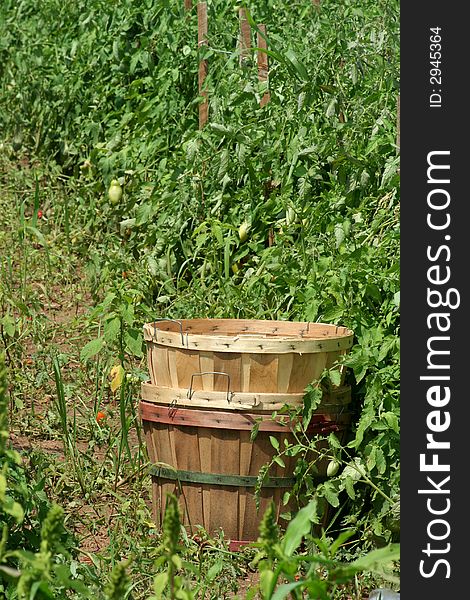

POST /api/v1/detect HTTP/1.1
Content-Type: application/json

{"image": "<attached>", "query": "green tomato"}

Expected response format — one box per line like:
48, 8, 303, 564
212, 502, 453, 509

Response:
108, 179, 123, 204
238, 222, 250, 242
327, 459, 340, 477
286, 207, 296, 226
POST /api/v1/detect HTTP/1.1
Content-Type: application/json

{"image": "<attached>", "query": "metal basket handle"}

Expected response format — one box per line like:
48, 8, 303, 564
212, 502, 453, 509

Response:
152, 318, 186, 345
187, 371, 233, 403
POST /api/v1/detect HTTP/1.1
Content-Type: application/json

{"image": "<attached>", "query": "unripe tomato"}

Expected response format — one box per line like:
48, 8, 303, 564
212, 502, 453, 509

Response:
108, 179, 123, 204
286, 207, 296, 226
238, 222, 249, 242
327, 459, 340, 477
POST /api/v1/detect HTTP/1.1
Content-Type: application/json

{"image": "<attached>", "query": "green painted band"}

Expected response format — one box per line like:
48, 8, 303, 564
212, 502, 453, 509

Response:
150, 466, 296, 488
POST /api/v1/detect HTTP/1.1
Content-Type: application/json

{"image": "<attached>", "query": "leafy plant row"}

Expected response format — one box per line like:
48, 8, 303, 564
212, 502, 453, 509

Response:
2, 351, 398, 598
0, 0, 400, 572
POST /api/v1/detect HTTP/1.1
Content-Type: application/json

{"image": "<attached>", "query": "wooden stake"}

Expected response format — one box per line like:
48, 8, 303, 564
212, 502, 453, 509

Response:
184, 0, 192, 10
198, 2, 208, 128
257, 25, 270, 107
267, 228, 274, 247
239, 8, 251, 66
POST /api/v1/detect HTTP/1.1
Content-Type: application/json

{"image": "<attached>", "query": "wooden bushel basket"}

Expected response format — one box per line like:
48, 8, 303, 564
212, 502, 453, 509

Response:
141, 318, 354, 546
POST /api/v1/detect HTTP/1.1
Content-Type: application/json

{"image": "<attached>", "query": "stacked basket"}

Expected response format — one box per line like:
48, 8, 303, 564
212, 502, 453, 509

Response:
140, 318, 354, 548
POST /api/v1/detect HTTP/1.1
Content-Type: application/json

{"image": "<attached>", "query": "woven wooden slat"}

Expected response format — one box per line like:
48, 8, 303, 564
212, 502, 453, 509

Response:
141, 318, 354, 542
141, 382, 351, 412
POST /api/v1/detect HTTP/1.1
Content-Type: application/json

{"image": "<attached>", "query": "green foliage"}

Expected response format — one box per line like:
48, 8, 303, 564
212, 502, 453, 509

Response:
262, 396, 399, 550
105, 561, 132, 600
144, 493, 399, 600
258, 502, 280, 562
251, 499, 399, 599
150, 494, 195, 600
0, 354, 100, 598
1, 0, 400, 595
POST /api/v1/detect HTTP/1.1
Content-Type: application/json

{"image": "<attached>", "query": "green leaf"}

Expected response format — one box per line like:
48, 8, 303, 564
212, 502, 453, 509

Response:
344, 476, 356, 500
208, 123, 232, 137
302, 384, 322, 427
375, 447, 386, 475
326, 97, 337, 118
383, 411, 399, 433
2, 493, 24, 523
328, 433, 342, 449
25, 225, 47, 247
328, 530, 355, 558
321, 481, 340, 507
245, 588, 259, 600
80, 337, 105, 361
53, 565, 92, 596
147, 256, 158, 277
328, 369, 342, 387
343, 349, 370, 384
124, 329, 143, 357
120, 304, 134, 326
321, 306, 344, 323
269, 436, 279, 451
206, 560, 223, 582
366, 446, 377, 471
175, 588, 194, 600
153, 572, 168, 598
285, 49, 309, 81
211, 222, 223, 247
224, 237, 231, 281
365, 283, 382, 304
119, 218, 136, 233
1, 314, 15, 337
250, 421, 260, 442
31, 580, 55, 599
341, 458, 366, 481
350, 543, 400, 573
271, 581, 304, 600
136, 203, 153, 226
282, 499, 317, 556
100, 293, 116, 311
334, 223, 345, 248
353, 364, 368, 385
104, 317, 121, 343
349, 411, 374, 448
303, 578, 330, 600
260, 569, 276, 598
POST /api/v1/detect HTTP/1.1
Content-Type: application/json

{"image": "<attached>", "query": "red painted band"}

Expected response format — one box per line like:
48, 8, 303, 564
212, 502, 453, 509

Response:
139, 401, 351, 433
229, 540, 253, 551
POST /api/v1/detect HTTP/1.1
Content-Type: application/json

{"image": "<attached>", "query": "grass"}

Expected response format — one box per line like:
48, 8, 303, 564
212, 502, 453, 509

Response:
0, 155, 267, 598
1, 0, 400, 595
0, 154, 398, 598
1, 157, 150, 592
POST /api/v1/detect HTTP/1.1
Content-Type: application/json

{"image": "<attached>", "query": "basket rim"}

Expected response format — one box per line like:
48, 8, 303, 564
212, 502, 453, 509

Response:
145, 317, 352, 335
143, 318, 353, 348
